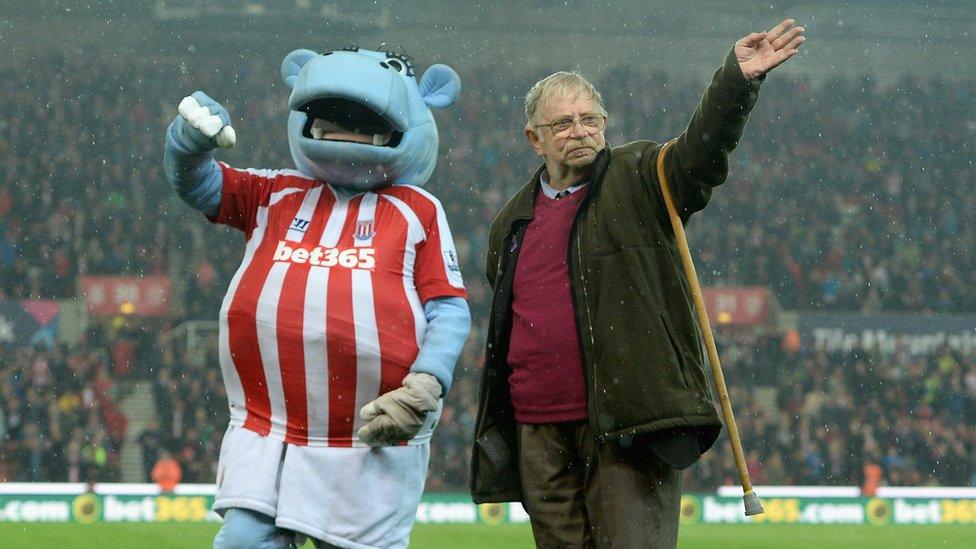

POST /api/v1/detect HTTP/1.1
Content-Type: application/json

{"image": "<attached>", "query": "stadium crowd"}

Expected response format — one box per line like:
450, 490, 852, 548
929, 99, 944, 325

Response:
0, 339, 130, 483
686, 332, 976, 490
1, 52, 974, 492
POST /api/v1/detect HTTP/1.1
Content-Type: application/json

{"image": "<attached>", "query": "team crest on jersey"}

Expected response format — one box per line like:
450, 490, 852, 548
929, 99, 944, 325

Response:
354, 219, 375, 241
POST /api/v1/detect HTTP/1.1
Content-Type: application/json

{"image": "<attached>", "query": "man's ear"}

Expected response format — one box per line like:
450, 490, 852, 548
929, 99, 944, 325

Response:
525, 125, 545, 156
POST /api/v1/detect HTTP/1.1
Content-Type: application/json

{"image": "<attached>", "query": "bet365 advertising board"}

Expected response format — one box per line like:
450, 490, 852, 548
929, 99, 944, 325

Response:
2, 484, 975, 525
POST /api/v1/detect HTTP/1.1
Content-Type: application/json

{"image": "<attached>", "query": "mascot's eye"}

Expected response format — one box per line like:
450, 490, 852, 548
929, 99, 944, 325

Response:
384, 52, 414, 76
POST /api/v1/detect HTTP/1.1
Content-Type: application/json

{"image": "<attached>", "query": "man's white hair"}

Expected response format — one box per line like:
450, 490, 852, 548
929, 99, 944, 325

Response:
524, 71, 607, 127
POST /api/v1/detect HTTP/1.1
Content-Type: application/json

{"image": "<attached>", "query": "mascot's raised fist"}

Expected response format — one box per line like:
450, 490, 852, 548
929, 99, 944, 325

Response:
176, 90, 236, 149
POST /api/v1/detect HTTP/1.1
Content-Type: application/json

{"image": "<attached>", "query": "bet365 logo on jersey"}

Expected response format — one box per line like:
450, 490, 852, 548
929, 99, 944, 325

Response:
272, 241, 376, 269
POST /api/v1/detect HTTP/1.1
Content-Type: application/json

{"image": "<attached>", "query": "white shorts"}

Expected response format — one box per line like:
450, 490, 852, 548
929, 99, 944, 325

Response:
213, 425, 429, 549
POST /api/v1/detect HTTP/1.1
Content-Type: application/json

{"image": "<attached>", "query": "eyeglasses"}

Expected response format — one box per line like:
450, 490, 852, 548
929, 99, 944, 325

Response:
536, 113, 607, 136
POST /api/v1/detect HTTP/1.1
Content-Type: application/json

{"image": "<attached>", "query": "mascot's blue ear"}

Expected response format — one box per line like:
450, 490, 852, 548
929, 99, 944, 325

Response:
420, 64, 461, 108
281, 49, 318, 89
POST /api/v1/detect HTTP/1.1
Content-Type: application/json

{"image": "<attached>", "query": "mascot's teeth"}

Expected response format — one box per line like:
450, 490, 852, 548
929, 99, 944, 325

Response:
311, 118, 329, 139
309, 118, 386, 144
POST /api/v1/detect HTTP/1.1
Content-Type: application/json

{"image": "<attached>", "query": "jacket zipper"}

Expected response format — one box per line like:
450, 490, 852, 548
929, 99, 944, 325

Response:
567, 153, 609, 439
569, 213, 601, 438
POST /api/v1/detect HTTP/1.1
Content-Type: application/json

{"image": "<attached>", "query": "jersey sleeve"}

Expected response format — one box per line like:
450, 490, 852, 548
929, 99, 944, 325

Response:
414, 195, 467, 303
210, 163, 278, 236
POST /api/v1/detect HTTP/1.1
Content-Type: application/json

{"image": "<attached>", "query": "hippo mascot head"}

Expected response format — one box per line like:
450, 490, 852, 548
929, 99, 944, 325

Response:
280, 47, 461, 191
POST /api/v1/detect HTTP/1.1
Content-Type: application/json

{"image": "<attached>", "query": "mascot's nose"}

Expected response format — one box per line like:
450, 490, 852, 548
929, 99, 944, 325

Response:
289, 52, 410, 132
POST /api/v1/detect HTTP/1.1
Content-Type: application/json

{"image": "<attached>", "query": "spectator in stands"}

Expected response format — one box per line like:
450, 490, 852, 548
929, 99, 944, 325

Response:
138, 421, 164, 482
151, 450, 182, 493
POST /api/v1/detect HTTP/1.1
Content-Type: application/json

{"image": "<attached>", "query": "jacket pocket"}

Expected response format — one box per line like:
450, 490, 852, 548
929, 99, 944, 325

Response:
474, 426, 512, 470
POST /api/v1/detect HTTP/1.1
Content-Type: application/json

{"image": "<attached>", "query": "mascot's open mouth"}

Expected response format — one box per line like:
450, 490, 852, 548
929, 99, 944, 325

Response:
300, 97, 403, 147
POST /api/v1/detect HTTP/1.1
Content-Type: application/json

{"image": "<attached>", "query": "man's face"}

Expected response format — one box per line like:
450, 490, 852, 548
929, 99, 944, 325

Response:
526, 91, 606, 172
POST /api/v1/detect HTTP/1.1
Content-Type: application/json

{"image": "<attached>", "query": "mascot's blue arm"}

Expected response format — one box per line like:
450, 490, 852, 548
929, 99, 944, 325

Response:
415, 296, 471, 394
163, 117, 223, 217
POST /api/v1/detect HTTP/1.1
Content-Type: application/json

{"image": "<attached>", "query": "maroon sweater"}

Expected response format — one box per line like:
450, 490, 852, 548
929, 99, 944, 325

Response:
507, 186, 588, 423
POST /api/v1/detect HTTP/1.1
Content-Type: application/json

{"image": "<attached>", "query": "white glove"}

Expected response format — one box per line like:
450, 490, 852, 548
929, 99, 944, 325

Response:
357, 372, 442, 446
178, 93, 237, 149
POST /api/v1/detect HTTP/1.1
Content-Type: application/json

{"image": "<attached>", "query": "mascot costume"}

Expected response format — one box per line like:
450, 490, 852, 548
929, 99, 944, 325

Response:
163, 47, 470, 549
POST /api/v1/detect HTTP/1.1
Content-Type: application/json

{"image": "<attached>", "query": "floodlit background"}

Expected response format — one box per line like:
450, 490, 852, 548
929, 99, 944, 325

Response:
1, 0, 975, 545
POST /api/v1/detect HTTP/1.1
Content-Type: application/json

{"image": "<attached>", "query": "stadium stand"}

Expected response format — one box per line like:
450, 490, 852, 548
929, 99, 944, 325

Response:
1, 52, 974, 492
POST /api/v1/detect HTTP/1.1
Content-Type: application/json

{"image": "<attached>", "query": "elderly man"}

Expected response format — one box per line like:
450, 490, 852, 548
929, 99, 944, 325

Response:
471, 19, 805, 548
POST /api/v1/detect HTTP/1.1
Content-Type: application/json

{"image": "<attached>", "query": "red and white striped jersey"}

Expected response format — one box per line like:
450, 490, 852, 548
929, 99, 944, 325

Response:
211, 163, 466, 447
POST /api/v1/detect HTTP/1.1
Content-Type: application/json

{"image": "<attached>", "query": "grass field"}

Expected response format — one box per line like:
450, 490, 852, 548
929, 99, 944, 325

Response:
1, 522, 974, 548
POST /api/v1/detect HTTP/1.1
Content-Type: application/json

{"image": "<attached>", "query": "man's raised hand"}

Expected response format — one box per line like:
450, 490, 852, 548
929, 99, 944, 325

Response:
176, 91, 236, 150
735, 18, 806, 80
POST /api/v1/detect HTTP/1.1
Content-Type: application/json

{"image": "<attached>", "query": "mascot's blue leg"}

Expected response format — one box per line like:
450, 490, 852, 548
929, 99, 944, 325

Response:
214, 508, 300, 549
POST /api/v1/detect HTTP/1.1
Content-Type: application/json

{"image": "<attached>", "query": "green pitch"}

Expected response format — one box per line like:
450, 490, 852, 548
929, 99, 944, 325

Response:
1, 523, 974, 548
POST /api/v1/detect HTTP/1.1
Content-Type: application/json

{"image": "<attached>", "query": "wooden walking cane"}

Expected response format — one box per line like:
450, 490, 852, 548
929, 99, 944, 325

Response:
656, 139, 764, 516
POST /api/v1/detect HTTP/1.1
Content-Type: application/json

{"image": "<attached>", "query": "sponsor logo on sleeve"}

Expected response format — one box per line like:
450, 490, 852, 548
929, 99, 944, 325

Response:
443, 250, 461, 274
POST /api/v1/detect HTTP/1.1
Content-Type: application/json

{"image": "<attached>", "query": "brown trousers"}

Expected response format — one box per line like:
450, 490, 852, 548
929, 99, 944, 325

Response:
517, 421, 681, 549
